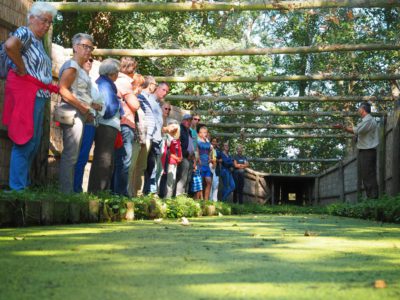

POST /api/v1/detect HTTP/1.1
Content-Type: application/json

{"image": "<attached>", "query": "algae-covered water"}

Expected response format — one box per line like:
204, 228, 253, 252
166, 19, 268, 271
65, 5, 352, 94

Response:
1, 215, 399, 300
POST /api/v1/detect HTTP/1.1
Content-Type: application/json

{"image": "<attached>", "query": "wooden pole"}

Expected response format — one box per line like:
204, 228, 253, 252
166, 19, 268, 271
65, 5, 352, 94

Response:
378, 116, 387, 197
155, 73, 400, 83
167, 94, 397, 103
248, 158, 340, 163
205, 122, 362, 129
339, 162, 345, 201
213, 133, 353, 139
195, 110, 385, 117
271, 180, 275, 205
52, 1, 400, 13
66, 43, 400, 57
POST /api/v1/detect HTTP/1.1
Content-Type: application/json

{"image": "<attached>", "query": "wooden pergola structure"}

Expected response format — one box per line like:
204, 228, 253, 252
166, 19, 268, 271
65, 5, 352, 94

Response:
47, 0, 399, 174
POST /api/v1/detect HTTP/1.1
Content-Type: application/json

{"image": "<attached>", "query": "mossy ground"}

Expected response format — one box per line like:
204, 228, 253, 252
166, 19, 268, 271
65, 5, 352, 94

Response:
1, 215, 400, 300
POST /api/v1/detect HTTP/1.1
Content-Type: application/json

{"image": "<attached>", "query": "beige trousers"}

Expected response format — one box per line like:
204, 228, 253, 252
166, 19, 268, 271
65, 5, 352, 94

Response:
128, 140, 151, 197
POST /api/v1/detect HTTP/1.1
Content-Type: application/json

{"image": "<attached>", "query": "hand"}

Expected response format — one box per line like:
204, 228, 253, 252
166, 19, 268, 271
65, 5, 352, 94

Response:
79, 103, 91, 116
15, 68, 27, 76
91, 103, 103, 111
85, 112, 95, 123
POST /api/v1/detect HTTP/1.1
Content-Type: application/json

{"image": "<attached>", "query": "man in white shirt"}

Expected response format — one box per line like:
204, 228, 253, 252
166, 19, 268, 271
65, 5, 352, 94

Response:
335, 102, 379, 199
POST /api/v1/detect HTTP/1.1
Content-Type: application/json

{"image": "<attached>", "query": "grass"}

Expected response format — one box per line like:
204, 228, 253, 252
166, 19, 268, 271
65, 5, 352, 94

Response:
1, 215, 400, 300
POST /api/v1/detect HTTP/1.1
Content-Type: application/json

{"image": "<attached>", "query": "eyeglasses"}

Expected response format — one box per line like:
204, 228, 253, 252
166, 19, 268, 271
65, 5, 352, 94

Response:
35, 15, 53, 26
193, 118, 200, 121
164, 108, 171, 111
78, 44, 95, 52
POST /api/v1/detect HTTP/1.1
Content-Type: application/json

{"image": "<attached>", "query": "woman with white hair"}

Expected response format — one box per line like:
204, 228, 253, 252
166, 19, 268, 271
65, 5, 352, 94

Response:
88, 58, 124, 193
3, 2, 58, 191
58, 33, 95, 193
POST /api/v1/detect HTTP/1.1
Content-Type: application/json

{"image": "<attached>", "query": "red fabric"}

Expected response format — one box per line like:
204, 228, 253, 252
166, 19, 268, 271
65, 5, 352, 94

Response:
162, 139, 182, 167
114, 131, 123, 149
3, 70, 59, 145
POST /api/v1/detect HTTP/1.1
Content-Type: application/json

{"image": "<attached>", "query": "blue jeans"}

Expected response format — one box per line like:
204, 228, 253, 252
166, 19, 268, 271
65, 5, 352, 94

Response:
9, 97, 46, 191
73, 124, 96, 193
220, 167, 235, 201
112, 125, 134, 196
143, 141, 161, 195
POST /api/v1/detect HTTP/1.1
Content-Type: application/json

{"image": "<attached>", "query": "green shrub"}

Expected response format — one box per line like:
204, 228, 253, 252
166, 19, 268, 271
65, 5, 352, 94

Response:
165, 195, 202, 218
326, 196, 400, 223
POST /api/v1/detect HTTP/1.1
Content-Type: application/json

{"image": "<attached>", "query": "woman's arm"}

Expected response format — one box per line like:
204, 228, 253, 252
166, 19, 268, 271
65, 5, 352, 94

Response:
59, 68, 91, 117
124, 93, 140, 113
233, 160, 240, 168
5, 36, 26, 76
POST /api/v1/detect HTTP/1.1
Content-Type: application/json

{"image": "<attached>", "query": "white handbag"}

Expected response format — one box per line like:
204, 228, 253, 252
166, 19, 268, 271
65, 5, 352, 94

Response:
53, 102, 76, 125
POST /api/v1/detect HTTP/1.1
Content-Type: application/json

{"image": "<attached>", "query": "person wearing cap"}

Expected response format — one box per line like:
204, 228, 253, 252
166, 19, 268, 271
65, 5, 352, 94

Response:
175, 114, 195, 196
334, 101, 379, 199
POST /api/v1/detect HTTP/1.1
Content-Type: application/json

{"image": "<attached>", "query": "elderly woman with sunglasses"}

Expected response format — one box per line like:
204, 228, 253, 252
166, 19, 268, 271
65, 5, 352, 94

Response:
58, 33, 96, 193
73, 58, 105, 193
3, 2, 58, 191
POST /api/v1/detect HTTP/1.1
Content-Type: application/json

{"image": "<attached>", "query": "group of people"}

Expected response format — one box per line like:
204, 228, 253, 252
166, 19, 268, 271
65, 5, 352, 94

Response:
172, 115, 249, 203
2, 2, 249, 203
3, 3, 380, 202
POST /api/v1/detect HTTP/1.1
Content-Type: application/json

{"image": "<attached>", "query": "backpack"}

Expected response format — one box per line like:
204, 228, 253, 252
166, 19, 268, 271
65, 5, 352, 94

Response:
0, 33, 32, 79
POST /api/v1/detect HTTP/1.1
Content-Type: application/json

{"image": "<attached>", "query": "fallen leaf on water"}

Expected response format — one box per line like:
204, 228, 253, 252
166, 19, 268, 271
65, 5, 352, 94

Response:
14, 236, 25, 241
374, 280, 387, 289
262, 238, 277, 242
304, 230, 318, 237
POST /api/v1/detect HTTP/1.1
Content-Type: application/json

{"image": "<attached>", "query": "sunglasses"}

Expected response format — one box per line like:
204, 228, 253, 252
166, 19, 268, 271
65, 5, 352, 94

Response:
88, 58, 93, 63
164, 108, 171, 111
193, 118, 200, 121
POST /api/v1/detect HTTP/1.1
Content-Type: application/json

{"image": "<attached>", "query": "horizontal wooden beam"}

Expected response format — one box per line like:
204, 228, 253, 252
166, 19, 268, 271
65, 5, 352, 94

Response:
195, 110, 384, 117
155, 73, 400, 83
213, 133, 352, 139
205, 122, 338, 129
52, 1, 400, 13
65, 43, 400, 57
249, 158, 341, 163
167, 94, 396, 102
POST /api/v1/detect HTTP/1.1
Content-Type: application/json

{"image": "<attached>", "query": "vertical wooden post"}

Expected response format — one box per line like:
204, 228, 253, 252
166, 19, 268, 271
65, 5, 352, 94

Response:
339, 162, 345, 202
390, 81, 400, 195
356, 149, 362, 201
314, 177, 319, 205
378, 116, 386, 197
30, 28, 52, 186
271, 180, 275, 205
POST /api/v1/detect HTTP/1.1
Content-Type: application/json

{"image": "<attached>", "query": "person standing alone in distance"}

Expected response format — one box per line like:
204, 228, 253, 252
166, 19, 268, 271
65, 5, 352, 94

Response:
334, 102, 379, 199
